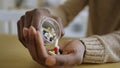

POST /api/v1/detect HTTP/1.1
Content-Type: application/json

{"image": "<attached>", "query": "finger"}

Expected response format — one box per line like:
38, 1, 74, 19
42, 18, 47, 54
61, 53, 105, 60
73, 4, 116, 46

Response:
18, 16, 26, 47
31, 9, 43, 30
31, 12, 41, 30
35, 31, 48, 59
23, 27, 29, 46
24, 10, 33, 28
27, 26, 38, 61
46, 53, 80, 66
23, 27, 29, 37
17, 20, 21, 40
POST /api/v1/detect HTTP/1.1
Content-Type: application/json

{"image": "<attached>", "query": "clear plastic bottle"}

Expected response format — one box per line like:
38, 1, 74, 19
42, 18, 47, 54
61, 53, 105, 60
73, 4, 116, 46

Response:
39, 16, 61, 50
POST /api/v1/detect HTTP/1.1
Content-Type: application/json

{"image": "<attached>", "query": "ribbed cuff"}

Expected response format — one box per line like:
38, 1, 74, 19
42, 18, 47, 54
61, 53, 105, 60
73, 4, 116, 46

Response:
80, 36, 105, 63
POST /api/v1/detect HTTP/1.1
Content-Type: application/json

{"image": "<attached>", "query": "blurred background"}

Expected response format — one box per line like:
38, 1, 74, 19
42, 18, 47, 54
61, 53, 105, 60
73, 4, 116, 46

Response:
0, 0, 88, 38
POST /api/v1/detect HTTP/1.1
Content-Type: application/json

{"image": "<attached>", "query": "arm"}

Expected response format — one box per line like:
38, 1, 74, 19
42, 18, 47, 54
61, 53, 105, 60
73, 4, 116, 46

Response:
47, 0, 88, 27
80, 30, 120, 63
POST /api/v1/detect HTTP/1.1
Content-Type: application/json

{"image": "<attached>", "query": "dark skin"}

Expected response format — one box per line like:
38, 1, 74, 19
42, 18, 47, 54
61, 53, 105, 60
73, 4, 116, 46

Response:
17, 9, 85, 68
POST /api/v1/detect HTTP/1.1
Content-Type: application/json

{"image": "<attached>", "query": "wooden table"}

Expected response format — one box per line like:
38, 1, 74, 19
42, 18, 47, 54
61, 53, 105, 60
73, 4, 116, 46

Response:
0, 35, 120, 68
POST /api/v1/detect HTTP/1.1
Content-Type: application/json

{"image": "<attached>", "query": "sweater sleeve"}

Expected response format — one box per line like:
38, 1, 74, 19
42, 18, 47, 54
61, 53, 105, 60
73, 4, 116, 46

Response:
47, 0, 88, 27
80, 30, 120, 63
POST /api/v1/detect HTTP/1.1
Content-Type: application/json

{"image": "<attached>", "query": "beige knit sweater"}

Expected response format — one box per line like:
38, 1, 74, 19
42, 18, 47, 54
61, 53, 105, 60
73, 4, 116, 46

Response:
47, 0, 120, 63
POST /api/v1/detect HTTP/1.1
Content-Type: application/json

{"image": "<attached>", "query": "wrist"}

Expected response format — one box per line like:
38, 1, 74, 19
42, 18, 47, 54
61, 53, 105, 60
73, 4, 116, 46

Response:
73, 39, 85, 64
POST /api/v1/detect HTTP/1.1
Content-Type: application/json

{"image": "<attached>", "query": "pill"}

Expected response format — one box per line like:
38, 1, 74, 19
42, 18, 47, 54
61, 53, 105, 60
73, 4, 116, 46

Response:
48, 51, 56, 55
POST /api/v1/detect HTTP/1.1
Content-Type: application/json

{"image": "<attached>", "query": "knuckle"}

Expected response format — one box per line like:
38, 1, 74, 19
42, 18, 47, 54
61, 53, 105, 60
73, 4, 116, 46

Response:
33, 9, 41, 16
20, 15, 25, 20
21, 15, 25, 19
17, 20, 20, 26
44, 9, 50, 13
25, 11, 33, 16
33, 8, 40, 13
25, 11, 30, 15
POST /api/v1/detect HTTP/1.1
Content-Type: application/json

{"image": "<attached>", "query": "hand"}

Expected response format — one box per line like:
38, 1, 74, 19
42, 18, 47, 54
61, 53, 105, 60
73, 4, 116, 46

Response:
17, 8, 64, 47
22, 26, 85, 68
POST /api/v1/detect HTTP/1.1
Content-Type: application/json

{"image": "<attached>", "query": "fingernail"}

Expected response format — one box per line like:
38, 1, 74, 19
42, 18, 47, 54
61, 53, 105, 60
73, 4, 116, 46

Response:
23, 27, 28, 37
30, 26, 36, 34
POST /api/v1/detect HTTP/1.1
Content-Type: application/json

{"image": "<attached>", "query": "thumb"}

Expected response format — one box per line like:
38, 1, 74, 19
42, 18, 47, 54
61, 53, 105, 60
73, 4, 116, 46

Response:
35, 31, 48, 58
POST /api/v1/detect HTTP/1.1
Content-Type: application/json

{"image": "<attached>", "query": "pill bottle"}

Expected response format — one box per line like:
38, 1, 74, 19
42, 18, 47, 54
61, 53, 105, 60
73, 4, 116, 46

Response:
39, 16, 61, 49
